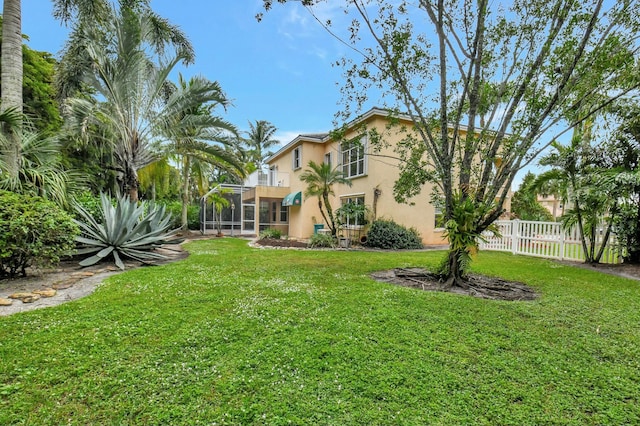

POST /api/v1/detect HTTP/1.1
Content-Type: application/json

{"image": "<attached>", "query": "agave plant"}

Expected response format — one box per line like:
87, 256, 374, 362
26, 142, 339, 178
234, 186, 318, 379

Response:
74, 192, 183, 270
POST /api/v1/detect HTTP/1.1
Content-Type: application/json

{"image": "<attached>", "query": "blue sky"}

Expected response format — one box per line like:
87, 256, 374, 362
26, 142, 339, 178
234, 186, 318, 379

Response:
22, 1, 349, 144
20, 0, 539, 188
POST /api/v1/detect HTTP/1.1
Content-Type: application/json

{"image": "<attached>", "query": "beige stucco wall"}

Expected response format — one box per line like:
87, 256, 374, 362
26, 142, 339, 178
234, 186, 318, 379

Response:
267, 116, 449, 244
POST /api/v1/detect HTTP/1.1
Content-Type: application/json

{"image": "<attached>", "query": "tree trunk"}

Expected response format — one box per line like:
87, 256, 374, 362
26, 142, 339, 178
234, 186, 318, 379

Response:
1, 0, 23, 117
323, 193, 337, 236
181, 157, 190, 230
440, 248, 470, 289
1, 0, 23, 175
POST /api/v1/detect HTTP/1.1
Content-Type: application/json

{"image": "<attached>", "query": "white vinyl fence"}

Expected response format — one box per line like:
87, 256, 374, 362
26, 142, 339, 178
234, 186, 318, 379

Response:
479, 220, 622, 264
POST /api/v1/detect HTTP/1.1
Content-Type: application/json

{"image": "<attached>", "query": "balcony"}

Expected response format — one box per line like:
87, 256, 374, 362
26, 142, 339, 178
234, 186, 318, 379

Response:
244, 170, 290, 187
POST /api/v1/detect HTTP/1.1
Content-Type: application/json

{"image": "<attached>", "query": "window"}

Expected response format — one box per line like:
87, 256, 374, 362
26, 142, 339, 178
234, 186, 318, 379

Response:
292, 146, 302, 170
280, 204, 288, 222
434, 204, 444, 229
272, 202, 277, 222
340, 196, 366, 227
341, 137, 366, 178
324, 152, 332, 168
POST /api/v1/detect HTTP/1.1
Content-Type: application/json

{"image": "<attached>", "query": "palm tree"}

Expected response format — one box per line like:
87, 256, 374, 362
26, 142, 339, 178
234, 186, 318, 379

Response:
55, 0, 193, 99
300, 161, 352, 236
160, 74, 245, 230
1, 0, 22, 117
534, 120, 615, 263
244, 120, 280, 169
64, 6, 218, 203
0, 116, 78, 207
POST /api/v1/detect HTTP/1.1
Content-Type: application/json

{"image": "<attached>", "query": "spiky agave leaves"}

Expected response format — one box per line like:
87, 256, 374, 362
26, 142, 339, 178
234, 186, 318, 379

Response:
74, 192, 183, 270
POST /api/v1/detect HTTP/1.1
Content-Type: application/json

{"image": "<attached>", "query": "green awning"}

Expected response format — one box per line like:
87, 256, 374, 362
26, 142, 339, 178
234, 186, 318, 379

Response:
282, 191, 302, 207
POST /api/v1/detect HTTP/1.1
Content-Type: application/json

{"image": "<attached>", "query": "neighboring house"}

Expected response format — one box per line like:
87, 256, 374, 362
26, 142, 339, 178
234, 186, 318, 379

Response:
537, 194, 565, 220
230, 107, 511, 245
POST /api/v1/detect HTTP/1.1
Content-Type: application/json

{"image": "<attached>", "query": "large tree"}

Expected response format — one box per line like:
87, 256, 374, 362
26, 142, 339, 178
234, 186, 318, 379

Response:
262, 0, 640, 286
161, 74, 245, 230
243, 120, 280, 170
63, 6, 215, 202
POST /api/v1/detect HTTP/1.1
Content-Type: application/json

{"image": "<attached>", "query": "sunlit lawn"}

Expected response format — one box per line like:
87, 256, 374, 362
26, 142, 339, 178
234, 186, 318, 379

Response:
1, 238, 639, 425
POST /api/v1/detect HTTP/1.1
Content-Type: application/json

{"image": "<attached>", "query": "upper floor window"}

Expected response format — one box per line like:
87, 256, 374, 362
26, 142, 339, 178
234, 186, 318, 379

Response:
324, 152, 332, 168
341, 137, 366, 178
292, 146, 302, 170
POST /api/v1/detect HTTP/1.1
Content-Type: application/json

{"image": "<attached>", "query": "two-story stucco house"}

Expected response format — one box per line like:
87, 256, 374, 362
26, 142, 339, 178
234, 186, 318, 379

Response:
237, 107, 455, 245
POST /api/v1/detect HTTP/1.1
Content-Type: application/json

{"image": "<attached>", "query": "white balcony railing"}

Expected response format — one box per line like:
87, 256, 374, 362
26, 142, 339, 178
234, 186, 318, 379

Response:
244, 170, 290, 187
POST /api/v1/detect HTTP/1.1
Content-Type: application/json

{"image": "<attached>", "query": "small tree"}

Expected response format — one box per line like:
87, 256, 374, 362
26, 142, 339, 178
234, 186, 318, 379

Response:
300, 161, 352, 236
511, 173, 554, 222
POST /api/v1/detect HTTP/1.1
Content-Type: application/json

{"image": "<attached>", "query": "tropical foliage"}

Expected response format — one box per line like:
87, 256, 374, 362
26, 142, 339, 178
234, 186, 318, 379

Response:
511, 172, 554, 222
74, 192, 182, 270
63, 5, 216, 202
0, 116, 78, 207
0, 190, 78, 278
300, 161, 352, 236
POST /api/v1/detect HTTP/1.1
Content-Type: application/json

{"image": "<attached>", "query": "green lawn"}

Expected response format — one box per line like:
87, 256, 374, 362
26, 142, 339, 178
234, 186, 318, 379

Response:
1, 238, 639, 425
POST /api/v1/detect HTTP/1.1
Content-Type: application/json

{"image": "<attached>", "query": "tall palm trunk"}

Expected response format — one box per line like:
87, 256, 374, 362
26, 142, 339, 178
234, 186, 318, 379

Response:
1, 0, 23, 175
181, 156, 191, 230
1, 0, 23, 117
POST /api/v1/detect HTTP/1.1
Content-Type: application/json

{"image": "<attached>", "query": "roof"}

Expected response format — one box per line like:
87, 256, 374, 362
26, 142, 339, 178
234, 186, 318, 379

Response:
266, 107, 400, 163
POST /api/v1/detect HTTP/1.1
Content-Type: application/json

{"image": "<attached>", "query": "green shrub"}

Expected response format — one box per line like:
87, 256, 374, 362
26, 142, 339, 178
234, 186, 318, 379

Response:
159, 201, 200, 230
72, 192, 106, 223
364, 219, 423, 250
0, 191, 79, 277
309, 233, 336, 248
260, 228, 282, 239
74, 193, 183, 270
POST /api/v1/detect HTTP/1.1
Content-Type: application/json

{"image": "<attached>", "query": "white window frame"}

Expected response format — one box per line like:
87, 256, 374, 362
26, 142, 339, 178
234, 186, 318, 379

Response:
340, 136, 367, 178
324, 152, 332, 168
292, 146, 302, 170
340, 195, 366, 227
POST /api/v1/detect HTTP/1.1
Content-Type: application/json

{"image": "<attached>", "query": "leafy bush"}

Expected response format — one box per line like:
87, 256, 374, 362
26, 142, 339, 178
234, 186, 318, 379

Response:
364, 219, 423, 250
72, 192, 106, 223
159, 201, 200, 230
74, 193, 183, 270
309, 233, 336, 248
0, 191, 79, 277
260, 228, 282, 239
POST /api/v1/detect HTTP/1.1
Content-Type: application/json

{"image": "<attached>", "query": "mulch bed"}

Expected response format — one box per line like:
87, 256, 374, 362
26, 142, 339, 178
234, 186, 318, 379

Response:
255, 238, 309, 248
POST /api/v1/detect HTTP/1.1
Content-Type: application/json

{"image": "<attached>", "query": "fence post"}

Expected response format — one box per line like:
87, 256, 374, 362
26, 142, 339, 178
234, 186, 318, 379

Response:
511, 219, 519, 255
559, 223, 565, 261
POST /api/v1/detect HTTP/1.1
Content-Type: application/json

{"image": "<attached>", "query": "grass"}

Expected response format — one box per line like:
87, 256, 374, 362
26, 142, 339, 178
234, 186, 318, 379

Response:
1, 238, 639, 425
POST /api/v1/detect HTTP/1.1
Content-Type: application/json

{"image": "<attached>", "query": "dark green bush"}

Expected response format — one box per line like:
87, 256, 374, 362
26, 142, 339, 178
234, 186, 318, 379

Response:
0, 191, 79, 277
159, 201, 200, 230
363, 219, 423, 250
72, 191, 105, 223
309, 233, 336, 248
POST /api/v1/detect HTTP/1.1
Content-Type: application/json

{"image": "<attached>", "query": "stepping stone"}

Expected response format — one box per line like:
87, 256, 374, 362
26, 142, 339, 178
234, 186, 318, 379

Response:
71, 271, 95, 277
52, 279, 79, 289
33, 288, 57, 298
0, 298, 12, 306
8, 293, 41, 303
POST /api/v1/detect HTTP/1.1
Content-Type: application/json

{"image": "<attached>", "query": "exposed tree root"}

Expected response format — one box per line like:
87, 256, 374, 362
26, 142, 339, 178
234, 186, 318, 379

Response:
372, 267, 538, 301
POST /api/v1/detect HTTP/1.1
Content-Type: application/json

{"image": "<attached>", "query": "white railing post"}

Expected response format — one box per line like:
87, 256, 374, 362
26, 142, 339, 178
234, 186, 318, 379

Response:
559, 223, 565, 261
511, 219, 519, 255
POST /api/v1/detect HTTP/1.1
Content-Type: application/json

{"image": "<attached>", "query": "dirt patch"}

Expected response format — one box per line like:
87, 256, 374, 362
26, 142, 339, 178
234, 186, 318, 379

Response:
255, 238, 309, 248
371, 267, 539, 301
